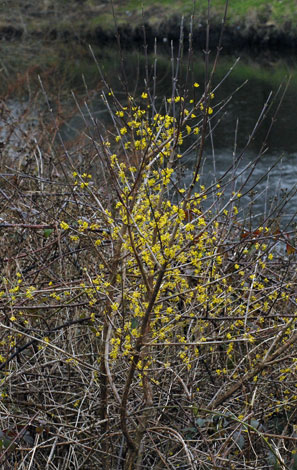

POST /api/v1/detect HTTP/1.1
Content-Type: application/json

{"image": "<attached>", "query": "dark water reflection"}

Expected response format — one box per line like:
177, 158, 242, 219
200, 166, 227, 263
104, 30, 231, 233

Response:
3, 42, 297, 224
186, 64, 297, 225
82, 48, 297, 224
199, 68, 297, 225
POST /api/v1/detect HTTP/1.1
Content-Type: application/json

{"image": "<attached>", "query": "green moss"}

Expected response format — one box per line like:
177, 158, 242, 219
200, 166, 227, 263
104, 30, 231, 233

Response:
89, 13, 115, 31
124, 0, 297, 29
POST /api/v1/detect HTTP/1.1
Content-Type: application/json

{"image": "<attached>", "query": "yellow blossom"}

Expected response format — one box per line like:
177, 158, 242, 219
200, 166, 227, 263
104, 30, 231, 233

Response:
60, 221, 70, 230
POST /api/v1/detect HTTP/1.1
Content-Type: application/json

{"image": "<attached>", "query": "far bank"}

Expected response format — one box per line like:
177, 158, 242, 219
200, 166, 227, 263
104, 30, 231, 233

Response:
1, 0, 297, 50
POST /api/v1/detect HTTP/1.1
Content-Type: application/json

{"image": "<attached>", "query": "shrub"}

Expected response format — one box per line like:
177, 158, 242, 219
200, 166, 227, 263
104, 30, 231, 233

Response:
0, 10, 296, 470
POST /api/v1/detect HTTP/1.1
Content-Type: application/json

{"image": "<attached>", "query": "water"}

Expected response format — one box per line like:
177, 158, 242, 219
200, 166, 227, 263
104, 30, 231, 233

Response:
187, 68, 297, 225
78, 47, 297, 225
2, 42, 297, 225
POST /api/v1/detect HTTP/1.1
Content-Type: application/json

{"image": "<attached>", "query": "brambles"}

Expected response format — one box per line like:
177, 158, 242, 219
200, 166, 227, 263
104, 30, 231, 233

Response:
0, 16, 297, 470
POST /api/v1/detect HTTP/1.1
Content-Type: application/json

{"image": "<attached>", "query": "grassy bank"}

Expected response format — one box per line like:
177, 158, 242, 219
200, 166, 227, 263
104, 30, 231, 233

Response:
2, 0, 297, 46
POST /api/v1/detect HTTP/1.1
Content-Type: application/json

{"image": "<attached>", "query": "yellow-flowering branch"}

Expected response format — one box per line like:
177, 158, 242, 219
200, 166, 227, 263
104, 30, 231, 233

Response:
209, 327, 297, 410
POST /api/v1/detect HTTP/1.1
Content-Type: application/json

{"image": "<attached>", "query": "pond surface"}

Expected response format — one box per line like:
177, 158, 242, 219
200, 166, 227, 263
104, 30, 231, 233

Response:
2, 41, 297, 226
61, 46, 297, 226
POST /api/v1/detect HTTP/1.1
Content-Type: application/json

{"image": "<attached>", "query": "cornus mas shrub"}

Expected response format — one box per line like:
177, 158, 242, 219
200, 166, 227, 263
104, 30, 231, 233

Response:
1, 29, 297, 470
62, 79, 297, 470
